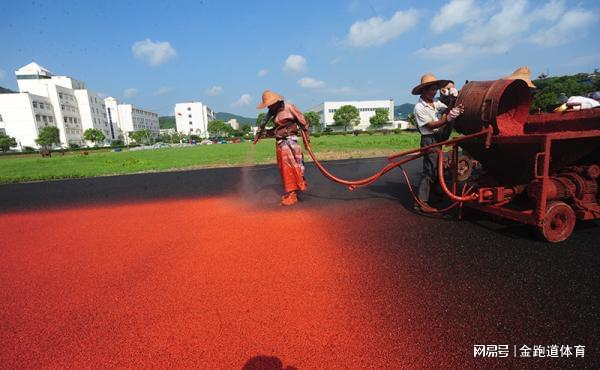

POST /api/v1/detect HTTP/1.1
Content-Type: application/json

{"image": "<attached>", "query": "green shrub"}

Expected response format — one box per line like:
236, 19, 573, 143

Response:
111, 140, 124, 147
68, 143, 80, 149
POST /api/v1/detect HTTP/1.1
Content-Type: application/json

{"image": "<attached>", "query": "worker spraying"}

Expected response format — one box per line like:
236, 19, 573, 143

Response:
254, 90, 310, 206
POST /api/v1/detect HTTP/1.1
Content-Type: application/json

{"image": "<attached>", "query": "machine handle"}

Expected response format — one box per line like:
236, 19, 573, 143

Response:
481, 98, 494, 123
534, 152, 545, 179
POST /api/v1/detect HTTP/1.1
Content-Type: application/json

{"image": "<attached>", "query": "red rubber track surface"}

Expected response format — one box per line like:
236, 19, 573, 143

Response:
0, 197, 436, 368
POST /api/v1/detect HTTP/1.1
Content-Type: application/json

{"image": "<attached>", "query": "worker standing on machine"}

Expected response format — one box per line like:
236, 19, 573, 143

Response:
412, 74, 463, 213
254, 90, 310, 206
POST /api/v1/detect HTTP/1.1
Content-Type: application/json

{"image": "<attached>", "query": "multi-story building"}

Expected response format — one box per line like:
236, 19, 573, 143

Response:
174, 102, 215, 137
74, 90, 111, 145
309, 100, 395, 131
104, 97, 160, 144
0, 92, 58, 149
14, 62, 85, 146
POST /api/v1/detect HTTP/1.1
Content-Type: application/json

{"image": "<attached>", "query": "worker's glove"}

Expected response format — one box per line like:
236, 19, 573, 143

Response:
447, 107, 462, 122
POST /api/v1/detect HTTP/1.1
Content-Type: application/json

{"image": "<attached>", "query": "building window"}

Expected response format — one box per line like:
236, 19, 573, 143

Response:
68, 117, 73, 123
188, 114, 192, 118
48, 116, 54, 123
64, 117, 68, 123
36, 114, 41, 122
59, 93, 63, 99
0, 114, 2, 122
189, 121, 193, 125
187, 107, 191, 111
74, 118, 78, 124
33, 102, 38, 108
61, 105, 64, 110
42, 115, 48, 123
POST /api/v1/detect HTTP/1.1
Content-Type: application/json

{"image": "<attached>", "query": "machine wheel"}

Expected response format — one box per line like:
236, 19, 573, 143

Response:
537, 201, 576, 243
456, 155, 474, 182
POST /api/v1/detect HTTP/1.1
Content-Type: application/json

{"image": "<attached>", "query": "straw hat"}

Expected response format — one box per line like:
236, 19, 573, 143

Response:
256, 90, 283, 109
553, 103, 567, 113
411, 74, 453, 95
502, 66, 537, 88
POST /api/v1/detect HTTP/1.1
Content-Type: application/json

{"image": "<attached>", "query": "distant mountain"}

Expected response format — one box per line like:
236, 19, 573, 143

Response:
215, 112, 255, 125
394, 103, 414, 119
159, 116, 176, 129
0, 86, 16, 94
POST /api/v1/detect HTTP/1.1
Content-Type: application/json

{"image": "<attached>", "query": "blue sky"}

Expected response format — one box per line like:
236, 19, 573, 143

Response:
1, 0, 598, 117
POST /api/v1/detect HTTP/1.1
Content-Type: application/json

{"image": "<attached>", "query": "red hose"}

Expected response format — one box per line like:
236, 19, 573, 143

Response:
299, 130, 481, 206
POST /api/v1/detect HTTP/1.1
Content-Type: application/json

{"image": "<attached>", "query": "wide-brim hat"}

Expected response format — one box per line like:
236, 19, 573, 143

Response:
502, 66, 536, 88
553, 103, 568, 113
411, 73, 453, 95
256, 90, 283, 109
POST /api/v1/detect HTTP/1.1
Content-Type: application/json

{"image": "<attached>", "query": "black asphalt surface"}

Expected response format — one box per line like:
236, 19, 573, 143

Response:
1, 157, 598, 368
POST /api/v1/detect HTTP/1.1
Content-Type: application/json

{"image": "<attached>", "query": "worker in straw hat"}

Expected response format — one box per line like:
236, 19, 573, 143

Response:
412, 73, 464, 213
255, 90, 310, 206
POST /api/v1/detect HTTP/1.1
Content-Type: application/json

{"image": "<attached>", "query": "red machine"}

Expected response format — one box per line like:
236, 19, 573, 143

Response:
302, 78, 599, 242
447, 79, 599, 242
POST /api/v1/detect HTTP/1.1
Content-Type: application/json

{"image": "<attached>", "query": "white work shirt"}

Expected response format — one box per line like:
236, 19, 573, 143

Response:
567, 96, 600, 109
414, 97, 447, 135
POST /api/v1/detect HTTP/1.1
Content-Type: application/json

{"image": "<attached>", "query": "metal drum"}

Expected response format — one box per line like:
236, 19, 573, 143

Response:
454, 79, 531, 135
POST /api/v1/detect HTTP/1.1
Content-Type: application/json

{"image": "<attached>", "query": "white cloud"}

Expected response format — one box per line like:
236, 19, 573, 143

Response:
330, 56, 342, 65
0, 69, 5, 80
529, 8, 596, 46
283, 55, 307, 73
232, 94, 252, 107
205, 85, 224, 96
257, 69, 268, 77
132, 38, 177, 66
345, 9, 419, 48
298, 77, 326, 89
417, 0, 594, 58
431, 0, 481, 33
123, 88, 138, 99
153, 86, 173, 96
97, 92, 107, 99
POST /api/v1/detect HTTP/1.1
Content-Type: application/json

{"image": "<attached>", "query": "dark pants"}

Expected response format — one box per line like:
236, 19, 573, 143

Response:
417, 135, 437, 203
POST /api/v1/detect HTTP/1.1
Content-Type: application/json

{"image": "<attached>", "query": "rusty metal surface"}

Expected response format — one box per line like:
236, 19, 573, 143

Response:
449, 80, 600, 241
454, 79, 531, 135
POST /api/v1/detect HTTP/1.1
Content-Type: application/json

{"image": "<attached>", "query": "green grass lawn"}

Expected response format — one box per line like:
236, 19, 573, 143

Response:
0, 132, 421, 184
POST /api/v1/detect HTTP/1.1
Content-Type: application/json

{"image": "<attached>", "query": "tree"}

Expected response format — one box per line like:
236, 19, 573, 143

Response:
333, 105, 360, 132
303, 111, 321, 133
128, 129, 154, 145
207, 120, 232, 137
256, 112, 267, 126
35, 126, 60, 149
240, 124, 252, 134
531, 73, 593, 113
0, 133, 17, 152
369, 108, 390, 129
407, 113, 417, 130
83, 128, 106, 146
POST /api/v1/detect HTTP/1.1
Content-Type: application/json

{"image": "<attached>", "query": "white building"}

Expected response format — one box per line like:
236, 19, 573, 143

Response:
0, 92, 58, 149
1, 61, 115, 148
15, 62, 86, 146
74, 90, 111, 145
174, 102, 216, 137
309, 100, 394, 131
104, 97, 160, 144
227, 118, 239, 130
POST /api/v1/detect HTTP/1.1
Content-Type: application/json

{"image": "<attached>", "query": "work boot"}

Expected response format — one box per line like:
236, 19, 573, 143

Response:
280, 192, 298, 206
